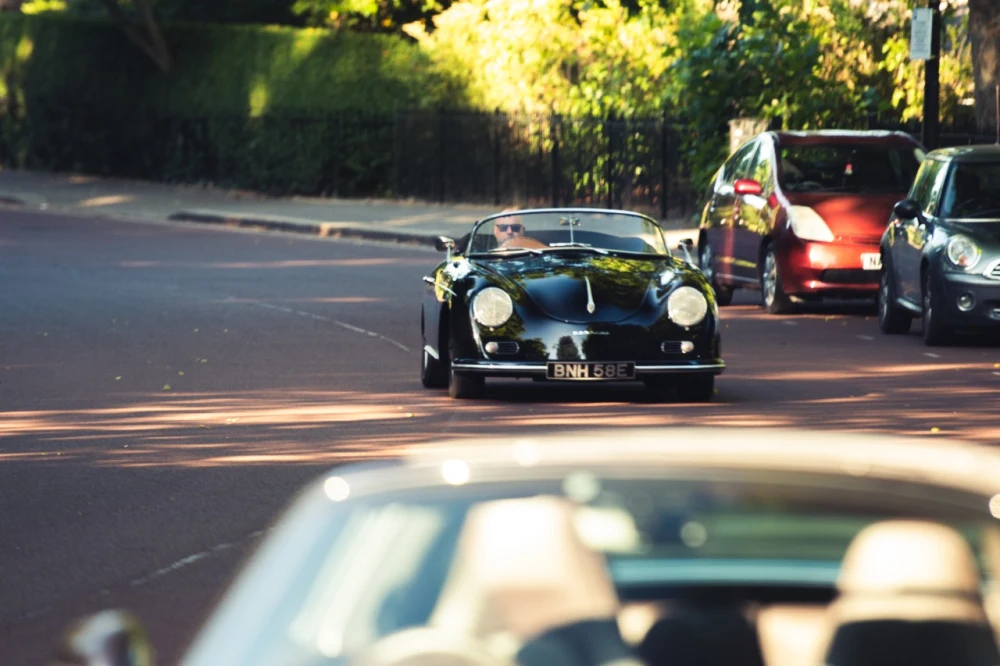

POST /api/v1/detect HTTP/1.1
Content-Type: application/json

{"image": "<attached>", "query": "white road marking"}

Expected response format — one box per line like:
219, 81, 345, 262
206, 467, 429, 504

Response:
783, 321, 797, 326
250, 301, 410, 352
857, 335, 874, 341
924, 352, 942, 358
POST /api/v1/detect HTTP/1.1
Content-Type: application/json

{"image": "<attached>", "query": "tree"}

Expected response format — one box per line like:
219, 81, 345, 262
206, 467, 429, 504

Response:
968, 0, 999, 135
97, 0, 172, 72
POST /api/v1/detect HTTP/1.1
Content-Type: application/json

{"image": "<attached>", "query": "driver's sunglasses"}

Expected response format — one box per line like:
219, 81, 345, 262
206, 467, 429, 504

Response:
496, 223, 523, 232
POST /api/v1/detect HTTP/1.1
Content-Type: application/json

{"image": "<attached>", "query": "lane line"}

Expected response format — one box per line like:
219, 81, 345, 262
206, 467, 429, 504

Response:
249, 301, 410, 353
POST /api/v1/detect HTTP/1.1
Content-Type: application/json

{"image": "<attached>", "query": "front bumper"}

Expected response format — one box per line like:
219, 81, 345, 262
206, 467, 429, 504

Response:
451, 359, 726, 378
779, 237, 881, 297
934, 270, 1000, 329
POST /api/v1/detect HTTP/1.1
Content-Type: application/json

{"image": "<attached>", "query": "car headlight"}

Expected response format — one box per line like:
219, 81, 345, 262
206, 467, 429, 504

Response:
787, 206, 834, 242
472, 287, 514, 327
668, 286, 708, 327
946, 235, 981, 269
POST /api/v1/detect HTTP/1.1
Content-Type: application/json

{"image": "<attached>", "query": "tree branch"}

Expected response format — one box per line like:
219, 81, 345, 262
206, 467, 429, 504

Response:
98, 0, 173, 73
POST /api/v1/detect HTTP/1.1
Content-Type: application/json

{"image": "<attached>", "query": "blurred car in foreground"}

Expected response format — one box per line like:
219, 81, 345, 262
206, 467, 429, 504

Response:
879, 145, 1000, 344
54, 428, 1000, 666
422, 208, 724, 402
699, 130, 925, 313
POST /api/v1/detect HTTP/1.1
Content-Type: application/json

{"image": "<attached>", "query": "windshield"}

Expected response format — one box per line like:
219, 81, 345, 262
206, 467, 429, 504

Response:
940, 162, 1000, 219
180, 471, 999, 666
466, 210, 669, 256
779, 142, 923, 194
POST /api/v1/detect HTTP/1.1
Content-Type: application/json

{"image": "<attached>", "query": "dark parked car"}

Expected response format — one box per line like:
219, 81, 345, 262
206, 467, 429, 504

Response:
878, 145, 1000, 344
699, 130, 925, 313
420, 208, 725, 402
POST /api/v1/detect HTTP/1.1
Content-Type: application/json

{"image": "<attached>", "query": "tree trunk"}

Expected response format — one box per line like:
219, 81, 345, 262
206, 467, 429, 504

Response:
0, 0, 23, 11
969, 0, 1000, 135
99, 0, 173, 73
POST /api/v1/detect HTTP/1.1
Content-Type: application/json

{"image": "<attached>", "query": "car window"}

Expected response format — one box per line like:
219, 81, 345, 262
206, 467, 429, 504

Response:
748, 141, 774, 194
723, 140, 759, 184
909, 158, 947, 215
466, 210, 669, 255
939, 161, 1000, 219
778, 142, 922, 194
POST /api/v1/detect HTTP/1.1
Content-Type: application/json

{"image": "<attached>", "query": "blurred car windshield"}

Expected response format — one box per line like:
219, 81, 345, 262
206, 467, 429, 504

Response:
180, 468, 997, 666
779, 143, 923, 194
939, 161, 1000, 219
467, 210, 669, 255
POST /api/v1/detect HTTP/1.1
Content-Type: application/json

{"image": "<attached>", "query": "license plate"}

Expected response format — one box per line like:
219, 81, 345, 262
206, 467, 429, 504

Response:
546, 362, 635, 381
861, 253, 882, 270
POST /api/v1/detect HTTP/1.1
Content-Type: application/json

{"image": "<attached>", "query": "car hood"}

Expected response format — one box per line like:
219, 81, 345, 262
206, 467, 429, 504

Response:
947, 221, 1000, 246
785, 192, 903, 242
477, 254, 667, 324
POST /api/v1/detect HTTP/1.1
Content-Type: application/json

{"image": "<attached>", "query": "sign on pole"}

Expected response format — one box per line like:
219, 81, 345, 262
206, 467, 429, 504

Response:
910, 8, 933, 61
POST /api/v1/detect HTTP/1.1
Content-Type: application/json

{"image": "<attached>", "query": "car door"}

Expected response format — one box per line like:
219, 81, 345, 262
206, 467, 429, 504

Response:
708, 139, 760, 284
735, 136, 776, 282
892, 158, 949, 304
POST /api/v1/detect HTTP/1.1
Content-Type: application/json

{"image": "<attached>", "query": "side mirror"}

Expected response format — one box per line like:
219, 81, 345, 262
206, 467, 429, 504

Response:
893, 199, 922, 221
733, 178, 763, 196
49, 610, 154, 666
435, 236, 456, 261
676, 238, 696, 266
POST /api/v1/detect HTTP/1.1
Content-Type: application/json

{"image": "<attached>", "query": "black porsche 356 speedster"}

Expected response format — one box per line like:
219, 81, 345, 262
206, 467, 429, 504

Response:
420, 208, 726, 401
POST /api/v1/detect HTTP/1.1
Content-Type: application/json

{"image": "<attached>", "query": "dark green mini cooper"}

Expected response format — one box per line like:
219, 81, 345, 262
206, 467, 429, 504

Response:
879, 145, 1000, 345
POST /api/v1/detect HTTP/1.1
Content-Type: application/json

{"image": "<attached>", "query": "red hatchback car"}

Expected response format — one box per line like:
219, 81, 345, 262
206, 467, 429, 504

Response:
698, 131, 926, 313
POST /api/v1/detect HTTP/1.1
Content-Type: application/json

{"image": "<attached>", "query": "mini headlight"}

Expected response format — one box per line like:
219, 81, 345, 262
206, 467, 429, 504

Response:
946, 235, 981, 269
668, 286, 708, 327
472, 287, 513, 327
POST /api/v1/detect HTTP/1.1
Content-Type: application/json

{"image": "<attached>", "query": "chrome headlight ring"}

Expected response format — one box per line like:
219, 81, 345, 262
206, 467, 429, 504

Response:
668, 285, 709, 327
946, 235, 981, 270
472, 287, 514, 328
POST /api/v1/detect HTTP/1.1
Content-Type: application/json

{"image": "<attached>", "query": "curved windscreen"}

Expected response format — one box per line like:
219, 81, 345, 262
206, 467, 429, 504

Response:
779, 142, 923, 194
939, 162, 1000, 219
466, 210, 669, 256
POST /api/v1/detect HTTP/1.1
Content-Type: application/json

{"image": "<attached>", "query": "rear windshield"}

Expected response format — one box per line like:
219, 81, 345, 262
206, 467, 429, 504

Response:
779, 142, 923, 194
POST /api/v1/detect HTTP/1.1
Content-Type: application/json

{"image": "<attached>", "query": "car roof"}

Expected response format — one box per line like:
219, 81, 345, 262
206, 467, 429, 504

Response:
769, 130, 922, 146
928, 144, 1000, 162
476, 207, 658, 224
320, 427, 1000, 501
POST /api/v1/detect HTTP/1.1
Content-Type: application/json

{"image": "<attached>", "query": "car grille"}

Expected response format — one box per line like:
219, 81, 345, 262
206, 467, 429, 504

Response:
490, 341, 520, 354
820, 269, 880, 285
661, 341, 686, 354
985, 261, 1000, 280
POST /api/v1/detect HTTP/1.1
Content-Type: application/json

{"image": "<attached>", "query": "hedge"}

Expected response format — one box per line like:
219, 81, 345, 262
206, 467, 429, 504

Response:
0, 13, 463, 195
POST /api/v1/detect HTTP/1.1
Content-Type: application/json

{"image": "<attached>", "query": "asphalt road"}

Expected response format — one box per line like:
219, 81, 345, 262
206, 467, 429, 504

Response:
2, 209, 998, 665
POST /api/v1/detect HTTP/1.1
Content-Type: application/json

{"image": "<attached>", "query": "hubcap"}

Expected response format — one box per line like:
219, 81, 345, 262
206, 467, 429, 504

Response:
763, 252, 777, 305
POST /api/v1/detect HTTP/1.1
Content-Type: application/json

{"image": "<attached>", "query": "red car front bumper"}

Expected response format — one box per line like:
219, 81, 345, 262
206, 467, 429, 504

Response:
778, 236, 882, 298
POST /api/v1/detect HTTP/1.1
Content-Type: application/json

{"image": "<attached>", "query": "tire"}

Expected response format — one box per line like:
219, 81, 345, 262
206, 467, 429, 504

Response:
675, 373, 715, 403
761, 244, 795, 315
448, 363, 485, 399
420, 312, 448, 388
921, 271, 952, 346
877, 262, 912, 335
699, 239, 734, 306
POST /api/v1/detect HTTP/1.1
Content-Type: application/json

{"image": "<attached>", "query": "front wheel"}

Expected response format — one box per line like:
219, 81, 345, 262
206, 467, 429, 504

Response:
675, 373, 715, 403
878, 264, 912, 335
448, 364, 485, 399
421, 347, 448, 388
699, 239, 733, 306
761, 244, 795, 315
921, 272, 952, 346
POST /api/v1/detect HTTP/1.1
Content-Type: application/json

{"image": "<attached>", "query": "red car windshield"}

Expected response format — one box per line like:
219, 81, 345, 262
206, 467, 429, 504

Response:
779, 143, 923, 194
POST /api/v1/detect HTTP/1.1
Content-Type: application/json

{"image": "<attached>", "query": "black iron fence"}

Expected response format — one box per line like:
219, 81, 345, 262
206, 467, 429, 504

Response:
0, 100, 701, 220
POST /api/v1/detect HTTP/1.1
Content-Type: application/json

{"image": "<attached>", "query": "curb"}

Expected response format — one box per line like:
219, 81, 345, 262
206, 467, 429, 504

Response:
167, 210, 439, 247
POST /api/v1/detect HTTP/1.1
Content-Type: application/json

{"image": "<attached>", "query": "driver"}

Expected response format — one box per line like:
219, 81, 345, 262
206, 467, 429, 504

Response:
493, 214, 526, 247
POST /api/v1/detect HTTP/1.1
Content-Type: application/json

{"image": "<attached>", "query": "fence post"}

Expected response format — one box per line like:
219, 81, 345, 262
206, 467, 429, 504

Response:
550, 113, 560, 207
605, 113, 615, 209
437, 109, 446, 203
493, 108, 502, 205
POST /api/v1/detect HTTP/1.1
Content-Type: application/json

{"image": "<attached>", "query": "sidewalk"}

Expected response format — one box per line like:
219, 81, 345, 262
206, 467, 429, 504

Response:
0, 169, 699, 249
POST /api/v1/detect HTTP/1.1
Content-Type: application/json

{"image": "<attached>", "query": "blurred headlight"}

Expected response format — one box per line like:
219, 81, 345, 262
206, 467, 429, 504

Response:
787, 206, 834, 242
946, 235, 981, 269
668, 286, 708, 327
472, 287, 513, 327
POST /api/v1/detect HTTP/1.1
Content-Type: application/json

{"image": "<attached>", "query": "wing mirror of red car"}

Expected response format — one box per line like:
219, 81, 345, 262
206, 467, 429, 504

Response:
733, 179, 763, 196
893, 199, 922, 221
49, 609, 154, 666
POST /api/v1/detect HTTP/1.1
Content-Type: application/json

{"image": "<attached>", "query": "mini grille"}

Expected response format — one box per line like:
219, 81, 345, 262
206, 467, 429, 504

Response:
491, 341, 519, 354
993, 308, 1000, 320
987, 262, 1000, 280
661, 341, 683, 354
819, 269, 880, 285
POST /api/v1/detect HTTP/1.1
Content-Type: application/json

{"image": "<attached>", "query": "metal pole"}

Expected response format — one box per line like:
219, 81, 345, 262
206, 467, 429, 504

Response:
921, 0, 940, 149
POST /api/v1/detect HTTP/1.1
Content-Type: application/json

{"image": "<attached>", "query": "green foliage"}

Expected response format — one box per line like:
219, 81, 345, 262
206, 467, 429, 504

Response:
0, 12, 463, 194
23, 0, 305, 25
291, 0, 449, 32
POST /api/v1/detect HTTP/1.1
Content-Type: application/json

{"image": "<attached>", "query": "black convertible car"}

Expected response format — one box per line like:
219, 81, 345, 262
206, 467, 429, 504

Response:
420, 208, 725, 401
878, 145, 1000, 344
